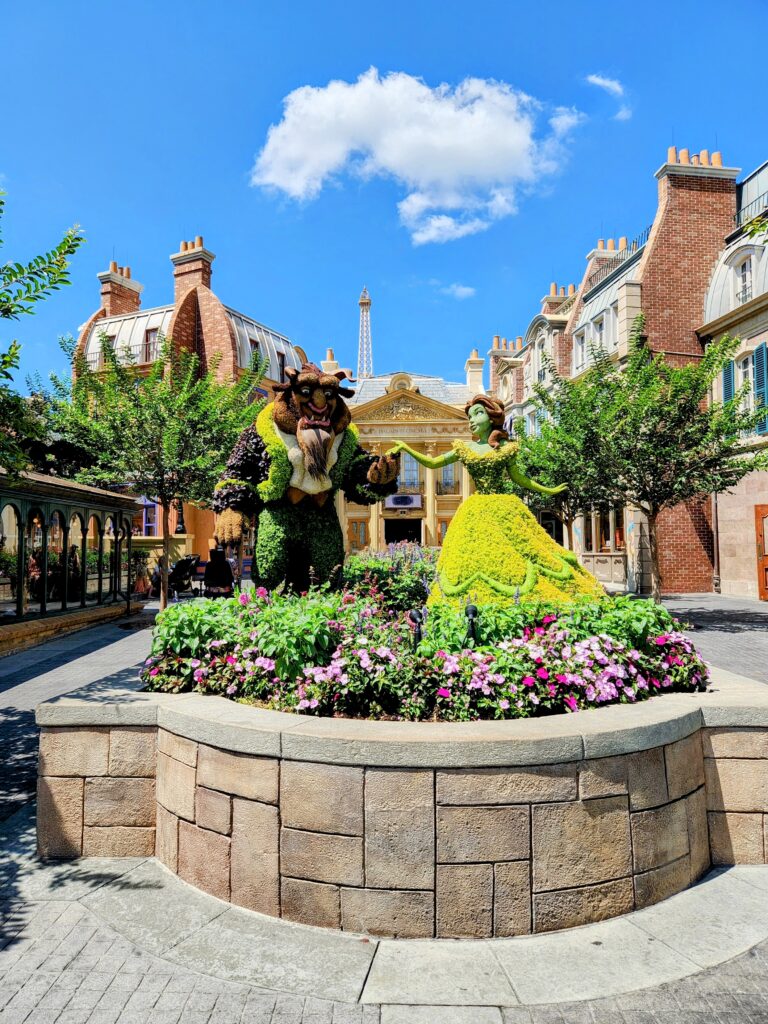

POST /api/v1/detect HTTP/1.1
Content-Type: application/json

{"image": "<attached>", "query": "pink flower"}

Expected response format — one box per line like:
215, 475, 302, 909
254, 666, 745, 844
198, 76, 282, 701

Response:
654, 635, 668, 646
522, 675, 536, 687
238, 593, 250, 606
564, 695, 578, 712
536, 667, 549, 680
149, 667, 159, 677
225, 655, 237, 665
256, 587, 268, 599
542, 614, 557, 624
499, 699, 510, 710
437, 687, 452, 699
226, 684, 237, 695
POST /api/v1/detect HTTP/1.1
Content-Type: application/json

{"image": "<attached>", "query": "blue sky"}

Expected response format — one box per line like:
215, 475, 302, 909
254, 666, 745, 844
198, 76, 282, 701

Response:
3, 0, 766, 391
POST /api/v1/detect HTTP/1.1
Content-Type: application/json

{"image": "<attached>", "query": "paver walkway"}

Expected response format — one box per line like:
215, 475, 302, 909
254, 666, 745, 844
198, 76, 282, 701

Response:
663, 594, 768, 685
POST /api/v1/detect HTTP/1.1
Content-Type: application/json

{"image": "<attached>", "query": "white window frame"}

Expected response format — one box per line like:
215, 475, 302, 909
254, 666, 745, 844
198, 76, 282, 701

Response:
593, 316, 605, 351
738, 352, 755, 413
574, 329, 586, 371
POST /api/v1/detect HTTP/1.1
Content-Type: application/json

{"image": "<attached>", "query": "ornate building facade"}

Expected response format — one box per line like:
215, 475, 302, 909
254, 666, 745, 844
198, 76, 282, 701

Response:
326, 350, 484, 551
492, 147, 768, 599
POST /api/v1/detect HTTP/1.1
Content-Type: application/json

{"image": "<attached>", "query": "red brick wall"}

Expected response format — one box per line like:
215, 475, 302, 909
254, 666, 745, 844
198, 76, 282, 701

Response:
641, 172, 736, 359
100, 281, 140, 317
657, 497, 714, 594
173, 257, 212, 303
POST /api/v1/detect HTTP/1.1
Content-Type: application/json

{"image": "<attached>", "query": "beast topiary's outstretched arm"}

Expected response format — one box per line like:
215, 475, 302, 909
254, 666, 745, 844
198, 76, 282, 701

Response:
341, 446, 399, 505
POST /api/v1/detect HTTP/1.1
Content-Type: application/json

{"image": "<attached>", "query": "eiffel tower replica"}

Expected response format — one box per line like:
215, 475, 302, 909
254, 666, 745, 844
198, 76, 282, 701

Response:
357, 286, 373, 379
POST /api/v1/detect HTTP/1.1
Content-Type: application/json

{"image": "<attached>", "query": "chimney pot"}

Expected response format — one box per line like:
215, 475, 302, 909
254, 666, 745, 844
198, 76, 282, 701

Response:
109, 260, 117, 273
597, 239, 605, 250
712, 151, 723, 167
471, 348, 478, 359
559, 286, 565, 296
568, 283, 575, 296
549, 282, 557, 296
607, 238, 615, 251
493, 335, 500, 349
195, 235, 203, 249
618, 236, 627, 251
501, 338, 508, 350
667, 145, 677, 164
691, 154, 700, 166
700, 149, 710, 166
326, 347, 334, 360
124, 266, 131, 279
679, 148, 690, 164
180, 241, 188, 252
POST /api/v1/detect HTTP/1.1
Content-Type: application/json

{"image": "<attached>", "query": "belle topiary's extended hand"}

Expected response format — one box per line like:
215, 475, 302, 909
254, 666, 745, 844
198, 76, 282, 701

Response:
509, 464, 568, 497
367, 453, 400, 486
386, 442, 405, 457
215, 509, 250, 545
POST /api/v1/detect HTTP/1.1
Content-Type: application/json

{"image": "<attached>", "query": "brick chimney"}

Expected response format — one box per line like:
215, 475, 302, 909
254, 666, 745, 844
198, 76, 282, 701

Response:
97, 261, 142, 316
170, 236, 215, 302
465, 348, 485, 394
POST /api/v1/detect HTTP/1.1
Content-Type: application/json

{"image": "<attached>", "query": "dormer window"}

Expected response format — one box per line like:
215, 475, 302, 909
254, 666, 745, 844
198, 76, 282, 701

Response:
736, 257, 753, 304
593, 317, 605, 350
142, 328, 159, 364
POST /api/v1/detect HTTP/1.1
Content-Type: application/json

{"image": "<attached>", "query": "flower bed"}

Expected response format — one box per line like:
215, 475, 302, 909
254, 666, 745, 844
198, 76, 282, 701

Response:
143, 560, 709, 721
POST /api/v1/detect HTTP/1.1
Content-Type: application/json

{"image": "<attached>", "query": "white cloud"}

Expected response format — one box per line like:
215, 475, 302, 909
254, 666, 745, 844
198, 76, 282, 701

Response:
585, 74, 624, 98
614, 104, 633, 122
251, 68, 584, 245
440, 283, 476, 300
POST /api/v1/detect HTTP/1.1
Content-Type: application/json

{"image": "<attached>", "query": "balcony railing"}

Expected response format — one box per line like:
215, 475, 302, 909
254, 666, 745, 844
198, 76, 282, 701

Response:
737, 284, 753, 305
436, 481, 460, 495
735, 189, 768, 229
585, 224, 652, 292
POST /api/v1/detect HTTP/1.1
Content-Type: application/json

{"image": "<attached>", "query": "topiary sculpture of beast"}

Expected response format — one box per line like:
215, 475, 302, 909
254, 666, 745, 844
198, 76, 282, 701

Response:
212, 363, 399, 590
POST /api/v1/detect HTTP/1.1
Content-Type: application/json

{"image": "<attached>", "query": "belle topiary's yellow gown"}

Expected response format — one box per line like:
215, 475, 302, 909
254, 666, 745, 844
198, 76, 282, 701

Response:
429, 440, 604, 607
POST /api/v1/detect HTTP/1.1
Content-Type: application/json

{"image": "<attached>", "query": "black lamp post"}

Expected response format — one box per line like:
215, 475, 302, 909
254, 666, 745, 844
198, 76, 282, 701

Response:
175, 499, 186, 535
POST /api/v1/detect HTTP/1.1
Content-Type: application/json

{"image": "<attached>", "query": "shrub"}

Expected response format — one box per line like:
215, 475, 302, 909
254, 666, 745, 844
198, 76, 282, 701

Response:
343, 543, 437, 612
143, 589, 709, 721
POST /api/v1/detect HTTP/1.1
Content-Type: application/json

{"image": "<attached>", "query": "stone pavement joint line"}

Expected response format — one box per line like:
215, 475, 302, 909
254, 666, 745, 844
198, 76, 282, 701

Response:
4, 808, 768, 1020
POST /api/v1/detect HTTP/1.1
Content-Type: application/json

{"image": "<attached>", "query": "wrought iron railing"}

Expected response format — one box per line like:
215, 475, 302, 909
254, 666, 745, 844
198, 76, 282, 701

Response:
737, 284, 753, 305
585, 224, 652, 292
735, 190, 768, 229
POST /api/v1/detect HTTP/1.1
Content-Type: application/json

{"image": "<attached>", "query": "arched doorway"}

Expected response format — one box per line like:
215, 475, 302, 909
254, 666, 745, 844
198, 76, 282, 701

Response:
47, 511, 67, 613
68, 514, 85, 607
85, 515, 102, 603
0, 503, 21, 620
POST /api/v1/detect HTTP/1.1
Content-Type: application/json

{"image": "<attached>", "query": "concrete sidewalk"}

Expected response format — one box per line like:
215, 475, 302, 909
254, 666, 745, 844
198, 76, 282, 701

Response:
2, 805, 768, 1022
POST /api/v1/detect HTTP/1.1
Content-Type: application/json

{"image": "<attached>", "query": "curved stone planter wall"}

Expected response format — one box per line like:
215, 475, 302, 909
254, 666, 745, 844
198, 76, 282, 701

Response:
36, 669, 768, 938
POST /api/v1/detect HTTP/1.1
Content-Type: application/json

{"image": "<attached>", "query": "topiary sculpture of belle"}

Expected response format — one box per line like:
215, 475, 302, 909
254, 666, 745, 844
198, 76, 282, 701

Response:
387, 395, 603, 607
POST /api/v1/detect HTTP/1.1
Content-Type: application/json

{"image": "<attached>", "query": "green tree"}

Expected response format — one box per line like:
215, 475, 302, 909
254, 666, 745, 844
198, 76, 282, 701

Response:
48, 334, 265, 609
602, 315, 768, 600
513, 349, 616, 548
0, 193, 83, 476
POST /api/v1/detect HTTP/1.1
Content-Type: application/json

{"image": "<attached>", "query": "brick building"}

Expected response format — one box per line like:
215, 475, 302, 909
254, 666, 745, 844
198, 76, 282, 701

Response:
75, 238, 307, 564
494, 147, 752, 596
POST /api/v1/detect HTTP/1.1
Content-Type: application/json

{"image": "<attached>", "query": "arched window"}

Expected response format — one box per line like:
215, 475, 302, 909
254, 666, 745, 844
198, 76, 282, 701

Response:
0, 504, 21, 619
736, 256, 753, 304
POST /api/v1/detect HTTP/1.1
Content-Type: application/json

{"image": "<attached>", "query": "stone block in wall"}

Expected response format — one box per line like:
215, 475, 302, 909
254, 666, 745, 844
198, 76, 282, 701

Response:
82, 826, 155, 857
37, 777, 83, 858
156, 752, 196, 821
39, 727, 109, 777
436, 863, 493, 938
84, 778, 155, 827
437, 765, 577, 806
340, 887, 434, 938
709, 812, 765, 864
195, 787, 231, 836
703, 728, 768, 759
533, 877, 633, 932
177, 820, 230, 902
365, 769, 434, 890
280, 828, 363, 887
156, 804, 178, 872
494, 861, 532, 936
437, 805, 529, 863
634, 854, 691, 909
157, 730, 198, 767
630, 799, 689, 873
281, 877, 340, 930
686, 787, 710, 882
579, 747, 669, 811
705, 759, 768, 813
665, 733, 705, 801
108, 727, 156, 778
532, 796, 632, 892
231, 798, 279, 915
197, 745, 278, 804
280, 762, 363, 836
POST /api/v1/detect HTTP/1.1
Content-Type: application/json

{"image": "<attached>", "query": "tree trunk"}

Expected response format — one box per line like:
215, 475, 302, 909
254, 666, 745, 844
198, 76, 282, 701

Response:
160, 502, 170, 611
647, 510, 662, 603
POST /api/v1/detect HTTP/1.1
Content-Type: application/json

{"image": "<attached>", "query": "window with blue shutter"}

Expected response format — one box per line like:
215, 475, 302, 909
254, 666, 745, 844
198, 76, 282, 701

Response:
723, 360, 735, 403
755, 343, 768, 435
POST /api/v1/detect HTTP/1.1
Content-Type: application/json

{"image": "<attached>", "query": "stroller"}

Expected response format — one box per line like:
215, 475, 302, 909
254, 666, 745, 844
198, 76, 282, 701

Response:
151, 555, 201, 601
